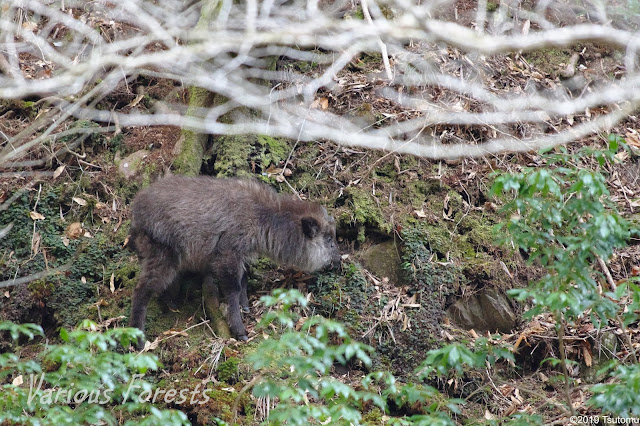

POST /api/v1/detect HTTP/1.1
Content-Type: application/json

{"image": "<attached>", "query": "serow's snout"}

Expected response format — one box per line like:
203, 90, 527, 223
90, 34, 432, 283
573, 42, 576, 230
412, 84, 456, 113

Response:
329, 251, 342, 270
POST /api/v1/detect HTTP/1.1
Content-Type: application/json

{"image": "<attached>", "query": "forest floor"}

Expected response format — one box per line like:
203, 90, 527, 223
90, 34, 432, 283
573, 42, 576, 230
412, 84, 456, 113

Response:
1, 1, 640, 424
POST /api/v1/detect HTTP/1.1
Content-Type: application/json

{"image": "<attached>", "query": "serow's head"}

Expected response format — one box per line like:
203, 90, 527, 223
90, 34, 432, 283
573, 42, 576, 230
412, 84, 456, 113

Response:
299, 210, 340, 272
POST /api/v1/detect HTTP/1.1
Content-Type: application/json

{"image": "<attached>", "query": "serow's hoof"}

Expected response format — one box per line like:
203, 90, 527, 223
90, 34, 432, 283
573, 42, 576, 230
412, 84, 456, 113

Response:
135, 338, 146, 351
241, 306, 250, 314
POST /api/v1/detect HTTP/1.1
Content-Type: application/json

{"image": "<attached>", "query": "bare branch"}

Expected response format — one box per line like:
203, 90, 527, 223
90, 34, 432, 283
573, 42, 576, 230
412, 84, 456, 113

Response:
0, 0, 638, 164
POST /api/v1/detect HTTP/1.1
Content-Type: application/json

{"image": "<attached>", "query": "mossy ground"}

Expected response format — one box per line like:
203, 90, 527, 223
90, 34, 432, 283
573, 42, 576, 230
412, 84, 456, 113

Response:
0, 60, 536, 423
1, 133, 532, 422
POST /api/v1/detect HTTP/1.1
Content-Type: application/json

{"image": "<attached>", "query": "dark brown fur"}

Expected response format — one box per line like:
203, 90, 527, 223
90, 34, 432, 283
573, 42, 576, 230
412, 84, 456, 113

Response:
129, 176, 340, 346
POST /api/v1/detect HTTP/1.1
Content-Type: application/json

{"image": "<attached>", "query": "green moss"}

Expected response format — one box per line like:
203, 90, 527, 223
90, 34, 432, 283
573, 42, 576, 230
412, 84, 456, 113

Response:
174, 86, 214, 176
399, 180, 440, 209
0, 186, 141, 328
399, 155, 420, 170
460, 215, 495, 250
212, 134, 254, 177
522, 48, 572, 76
140, 161, 158, 187
114, 261, 139, 290
339, 187, 391, 243
308, 263, 376, 336
174, 129, 206, 177
284, 60, 320, 73
373, 161, 397, 183
200, 385, 251, 424
78, 174, 92, 191
217, 356, 240, 383
255, 135, 291, 169
363, 407, 383, 424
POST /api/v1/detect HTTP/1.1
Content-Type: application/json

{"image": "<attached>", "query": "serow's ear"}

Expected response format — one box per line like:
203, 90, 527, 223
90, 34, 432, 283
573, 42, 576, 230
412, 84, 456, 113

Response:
301, 216, 320, 239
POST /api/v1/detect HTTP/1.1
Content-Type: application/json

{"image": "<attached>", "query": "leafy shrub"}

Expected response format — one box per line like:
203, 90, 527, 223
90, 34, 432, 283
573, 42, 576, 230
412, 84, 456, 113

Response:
491, 140, 640, 416
0, 320, 188, 425
491, 141, 633, 324
249, 289, 471, 425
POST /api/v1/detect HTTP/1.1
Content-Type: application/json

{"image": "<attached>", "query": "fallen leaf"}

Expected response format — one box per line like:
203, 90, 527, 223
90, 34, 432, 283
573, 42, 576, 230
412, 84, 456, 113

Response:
81, 276, 87, 284
53, 165, 65, 179
31, 232, 41, 255
72, 197, 87, 206
109, 273, 115, 293
265, 166, 282, 175
22, 21, 38, 31
484, 410, 496, 420
443, 193, 454, 221
413, 208, 426, 218
29, 211, 45, 221
126, 93, 145, 108
162, 329, 188, 337
401, 314, 409, 331
625, 131, 640, 148
143, 339, 159, 351
4, 291, 9, 298
583, 344, 592, 367
311, 97, 329, 110
614, 151, 629, 162
12, 375, 23, 386
66, 222, 83, 239
61, 236, 70, 247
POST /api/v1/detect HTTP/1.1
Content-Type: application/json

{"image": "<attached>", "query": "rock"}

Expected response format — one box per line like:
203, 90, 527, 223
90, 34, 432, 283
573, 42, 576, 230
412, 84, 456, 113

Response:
117, 149, 149, 178
446, 288, 517, 333
360, 240, 404, 285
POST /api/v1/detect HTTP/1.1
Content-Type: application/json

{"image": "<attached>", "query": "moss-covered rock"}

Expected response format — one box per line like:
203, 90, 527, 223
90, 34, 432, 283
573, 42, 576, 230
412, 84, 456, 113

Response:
0, 186, 135, 332
360, 240, 404, 285
338, 187, 392, 243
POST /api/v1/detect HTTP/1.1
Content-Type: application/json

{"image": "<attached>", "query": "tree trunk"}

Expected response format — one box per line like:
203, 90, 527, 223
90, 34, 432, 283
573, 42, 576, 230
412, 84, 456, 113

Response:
173, 0, 232, 337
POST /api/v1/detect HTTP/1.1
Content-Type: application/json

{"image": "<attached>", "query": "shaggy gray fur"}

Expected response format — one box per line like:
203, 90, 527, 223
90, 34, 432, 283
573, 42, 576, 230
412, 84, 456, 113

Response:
129, 176, 340, 346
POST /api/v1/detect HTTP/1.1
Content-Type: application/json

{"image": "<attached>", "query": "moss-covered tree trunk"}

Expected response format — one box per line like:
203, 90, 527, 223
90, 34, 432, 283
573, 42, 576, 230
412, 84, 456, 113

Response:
172, 0, 219, 177
173, 0, 232, 337
172, 86, 214, 176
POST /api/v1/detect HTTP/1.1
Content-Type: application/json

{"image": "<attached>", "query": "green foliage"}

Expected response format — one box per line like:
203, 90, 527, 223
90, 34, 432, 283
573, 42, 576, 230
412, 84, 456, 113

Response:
249, 289, 466, 425
250, 289, 380, 425
0, 320, 188, 425
492, 141, 640, 418
418, 338, 514, 378
590, 362, 640, 417
491, 142, 634, 324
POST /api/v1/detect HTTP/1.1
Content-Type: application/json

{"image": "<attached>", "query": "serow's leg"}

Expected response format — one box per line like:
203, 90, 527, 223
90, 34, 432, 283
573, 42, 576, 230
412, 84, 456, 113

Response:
129, 256, 177, 350
217, 258, 248, 341
240, 271, 250, 314
159, 280, 181, 311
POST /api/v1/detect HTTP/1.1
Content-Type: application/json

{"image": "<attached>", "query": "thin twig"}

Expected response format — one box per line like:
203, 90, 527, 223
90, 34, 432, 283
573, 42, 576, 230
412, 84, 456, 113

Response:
595, 252, 617, 292
232, 374, 263, 425
555, 315, 576, 416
